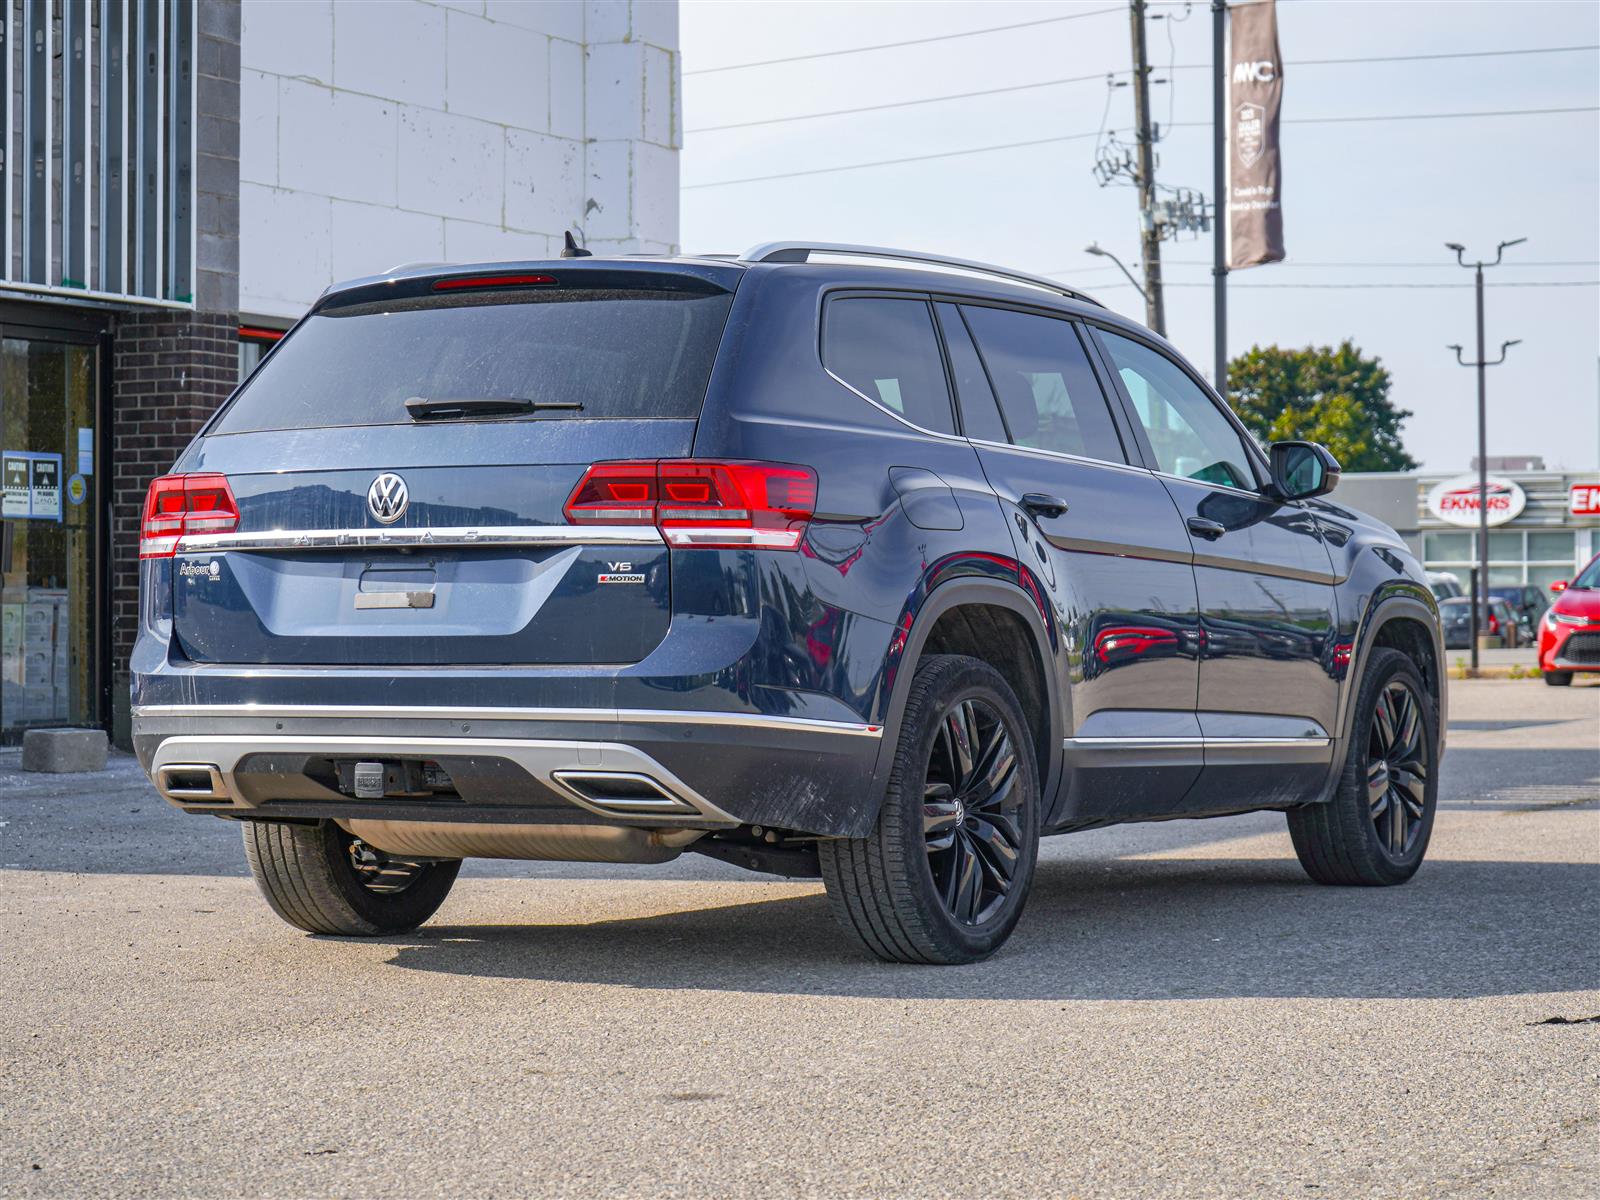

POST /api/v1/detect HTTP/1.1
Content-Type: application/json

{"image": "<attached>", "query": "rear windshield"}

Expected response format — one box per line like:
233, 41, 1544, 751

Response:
211, 287, 734, 433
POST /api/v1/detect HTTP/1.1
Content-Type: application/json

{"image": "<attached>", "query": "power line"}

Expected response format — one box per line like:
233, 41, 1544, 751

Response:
685, 44, 1597, 134
689, 72, 1111, 134
1168, 105, 1598, 128
1181, 44, 1599, 69
1047, 260, 1600, 271
682, 131, 1102, 190
1079, 280, 1599, 289
684, 7, 1122, 76
685, 106, 1596, 190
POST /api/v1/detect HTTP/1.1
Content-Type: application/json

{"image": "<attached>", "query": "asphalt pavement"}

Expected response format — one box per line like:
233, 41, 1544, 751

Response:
3, 677, 1596, 1199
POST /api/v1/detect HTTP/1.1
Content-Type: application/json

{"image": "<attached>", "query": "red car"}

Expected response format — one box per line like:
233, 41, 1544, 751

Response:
1539, 553, 1600, 685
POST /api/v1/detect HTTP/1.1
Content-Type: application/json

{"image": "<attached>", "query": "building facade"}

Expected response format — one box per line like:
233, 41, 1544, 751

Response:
1336, 468, 1600, 594
0, 0, 680, 745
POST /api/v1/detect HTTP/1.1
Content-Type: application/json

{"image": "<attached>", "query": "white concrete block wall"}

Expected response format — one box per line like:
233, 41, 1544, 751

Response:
239, 0, 679, 320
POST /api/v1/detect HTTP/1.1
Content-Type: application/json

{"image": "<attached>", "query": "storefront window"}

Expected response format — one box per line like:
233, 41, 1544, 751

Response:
2, 336, 101, 740
1487, 530, 1522, 560
1424, 531, 1472, 561
1528, 531, 1575, 562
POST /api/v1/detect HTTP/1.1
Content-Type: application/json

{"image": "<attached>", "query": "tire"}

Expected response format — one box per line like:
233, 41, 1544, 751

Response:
242, 819, 461, 936
1287, 647, 1439, 886
1543, 670, 1573, 687
819, 654, 1041, 964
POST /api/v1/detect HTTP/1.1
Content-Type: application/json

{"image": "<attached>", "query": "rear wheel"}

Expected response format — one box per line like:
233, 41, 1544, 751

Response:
1543, 670, 1573, 687
819, 654, 1040, 964
242, 819, 461, 936
1288, 648, 1438, 886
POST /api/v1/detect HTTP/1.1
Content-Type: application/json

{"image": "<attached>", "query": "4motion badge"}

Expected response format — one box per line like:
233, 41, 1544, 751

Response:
598, 561, 645, 585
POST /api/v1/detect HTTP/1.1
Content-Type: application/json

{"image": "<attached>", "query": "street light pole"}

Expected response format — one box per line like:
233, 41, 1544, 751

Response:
1084, 242, 1149, 302
1446, 237, 1524, 670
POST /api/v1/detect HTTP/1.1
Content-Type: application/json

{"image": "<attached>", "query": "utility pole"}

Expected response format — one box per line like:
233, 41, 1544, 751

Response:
1129, 0, 1165, 336
1212, 0, 1228, 394
1447, 237, 1524, 670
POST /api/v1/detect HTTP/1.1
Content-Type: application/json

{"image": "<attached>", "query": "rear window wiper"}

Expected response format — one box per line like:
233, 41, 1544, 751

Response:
404, 396, 583, 420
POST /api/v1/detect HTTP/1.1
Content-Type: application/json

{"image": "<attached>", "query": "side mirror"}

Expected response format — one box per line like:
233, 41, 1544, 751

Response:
1550, 580, 1569, 593
1268, 441, 1341, 501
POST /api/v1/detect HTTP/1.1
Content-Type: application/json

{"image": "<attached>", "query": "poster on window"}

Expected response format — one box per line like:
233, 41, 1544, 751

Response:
0, 451, 64, 521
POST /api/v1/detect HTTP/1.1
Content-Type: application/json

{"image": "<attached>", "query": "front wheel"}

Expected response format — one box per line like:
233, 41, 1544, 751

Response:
1287, 648, 1439, 886
242, 819, 461, 936
1543, 670, 1573, 687
819, 654, 1041, 964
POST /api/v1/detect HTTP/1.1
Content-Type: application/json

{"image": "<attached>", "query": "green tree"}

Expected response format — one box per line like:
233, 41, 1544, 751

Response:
1226, 340, 1417, 472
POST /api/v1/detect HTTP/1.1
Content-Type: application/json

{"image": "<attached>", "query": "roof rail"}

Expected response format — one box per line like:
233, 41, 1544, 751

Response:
739, 241, 1102, 308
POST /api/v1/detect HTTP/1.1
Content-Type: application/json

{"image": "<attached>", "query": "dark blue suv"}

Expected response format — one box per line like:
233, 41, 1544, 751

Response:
133, 243, 1445, 963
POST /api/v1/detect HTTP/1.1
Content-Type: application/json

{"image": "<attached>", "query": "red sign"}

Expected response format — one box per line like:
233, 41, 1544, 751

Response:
1571, 483, 1600, 517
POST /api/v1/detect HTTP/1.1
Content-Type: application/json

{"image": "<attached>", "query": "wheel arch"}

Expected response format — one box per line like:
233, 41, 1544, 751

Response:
864, 578, 1063, 832
1321, 588, 1446, 804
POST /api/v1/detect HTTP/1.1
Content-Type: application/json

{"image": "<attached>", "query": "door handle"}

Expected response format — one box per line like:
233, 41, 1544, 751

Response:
1020, 493, 1069, 520
1187, 516, 1227, 541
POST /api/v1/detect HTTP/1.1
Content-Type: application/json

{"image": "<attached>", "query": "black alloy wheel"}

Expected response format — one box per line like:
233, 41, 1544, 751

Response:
1286, 647, 1438, 886
818, 654, 1041, 964
1366, 679, 1429, 858
922, 697, 1024, 926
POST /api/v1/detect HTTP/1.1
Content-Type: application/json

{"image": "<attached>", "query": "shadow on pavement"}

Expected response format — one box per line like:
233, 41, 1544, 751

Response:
379, 855, 1600, 1002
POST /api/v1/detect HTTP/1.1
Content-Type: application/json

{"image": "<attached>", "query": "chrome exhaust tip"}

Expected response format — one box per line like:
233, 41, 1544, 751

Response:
549, 770, 702, 818
154, 763, 230, 804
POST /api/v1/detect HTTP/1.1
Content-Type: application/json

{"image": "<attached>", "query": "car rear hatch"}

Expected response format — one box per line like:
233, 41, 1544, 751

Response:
157, 262, 741, 667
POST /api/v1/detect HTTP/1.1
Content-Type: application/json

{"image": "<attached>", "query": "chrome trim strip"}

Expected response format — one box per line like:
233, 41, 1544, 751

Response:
176, 525, 663, 552
1063, 736, 1331, 749
741, 241, 1103, 307
132, 703, 884, 738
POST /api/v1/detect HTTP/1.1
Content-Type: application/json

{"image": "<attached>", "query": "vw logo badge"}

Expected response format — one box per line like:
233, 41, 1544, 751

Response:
367, 472, 409, 524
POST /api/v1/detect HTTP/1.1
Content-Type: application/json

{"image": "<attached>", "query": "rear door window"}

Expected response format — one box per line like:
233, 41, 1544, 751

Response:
934, 302, 1008, 444
822, 296, 957, 435
211, 286, 735, 434
959, 305, 1126, 463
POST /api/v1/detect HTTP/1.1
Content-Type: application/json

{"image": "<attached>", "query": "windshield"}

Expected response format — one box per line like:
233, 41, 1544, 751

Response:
1572, 555, 1600, 589
211, 287, 734, 434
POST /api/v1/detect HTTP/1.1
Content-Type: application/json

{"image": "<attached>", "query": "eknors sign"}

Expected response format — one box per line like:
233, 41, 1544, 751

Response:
1426, 475, 1527, 528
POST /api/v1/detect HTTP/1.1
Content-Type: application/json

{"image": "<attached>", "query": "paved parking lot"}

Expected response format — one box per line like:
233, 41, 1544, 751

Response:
3, 677, 1596, 1199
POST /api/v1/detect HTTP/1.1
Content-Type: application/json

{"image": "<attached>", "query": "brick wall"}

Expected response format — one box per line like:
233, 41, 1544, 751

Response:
108, 313, 238, 744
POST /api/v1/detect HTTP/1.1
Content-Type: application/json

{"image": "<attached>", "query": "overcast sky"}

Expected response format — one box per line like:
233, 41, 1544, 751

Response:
679, 0, 1600, 473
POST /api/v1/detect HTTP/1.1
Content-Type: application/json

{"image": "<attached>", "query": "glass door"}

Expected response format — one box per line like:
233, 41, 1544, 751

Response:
1, 329, 104, 742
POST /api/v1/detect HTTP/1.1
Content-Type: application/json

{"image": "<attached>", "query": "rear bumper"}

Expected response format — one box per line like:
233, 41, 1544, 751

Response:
131, 704, 884, 837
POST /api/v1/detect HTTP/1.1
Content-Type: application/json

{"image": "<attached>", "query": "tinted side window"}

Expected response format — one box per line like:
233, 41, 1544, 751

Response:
960, 306, 1126, 463
934, 302, 1008, 443
1096, 330, 1258, 490
823, 297, 956, 435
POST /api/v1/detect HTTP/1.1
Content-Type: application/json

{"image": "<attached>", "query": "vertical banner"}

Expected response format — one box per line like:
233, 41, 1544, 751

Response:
1228, 0, 1285, 268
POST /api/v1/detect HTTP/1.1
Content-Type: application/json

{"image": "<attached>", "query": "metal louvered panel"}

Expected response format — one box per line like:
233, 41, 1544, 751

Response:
4, 0, 193, 306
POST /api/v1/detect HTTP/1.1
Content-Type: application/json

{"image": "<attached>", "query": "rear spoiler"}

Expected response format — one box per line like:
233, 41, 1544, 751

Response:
311, 259, 745, 315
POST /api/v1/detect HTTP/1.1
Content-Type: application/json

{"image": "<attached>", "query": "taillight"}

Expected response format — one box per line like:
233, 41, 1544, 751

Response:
1487, 611, 1499, 634
140, 473, 240, 558
563, 460, 818, 550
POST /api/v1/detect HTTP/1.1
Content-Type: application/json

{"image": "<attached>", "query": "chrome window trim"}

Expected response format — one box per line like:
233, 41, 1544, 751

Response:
175, 525, 664, 552
966, 435, 1149, 478
132, 703, 884, 738
822, 363, 966, 443
1149, 468, 1272, 503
